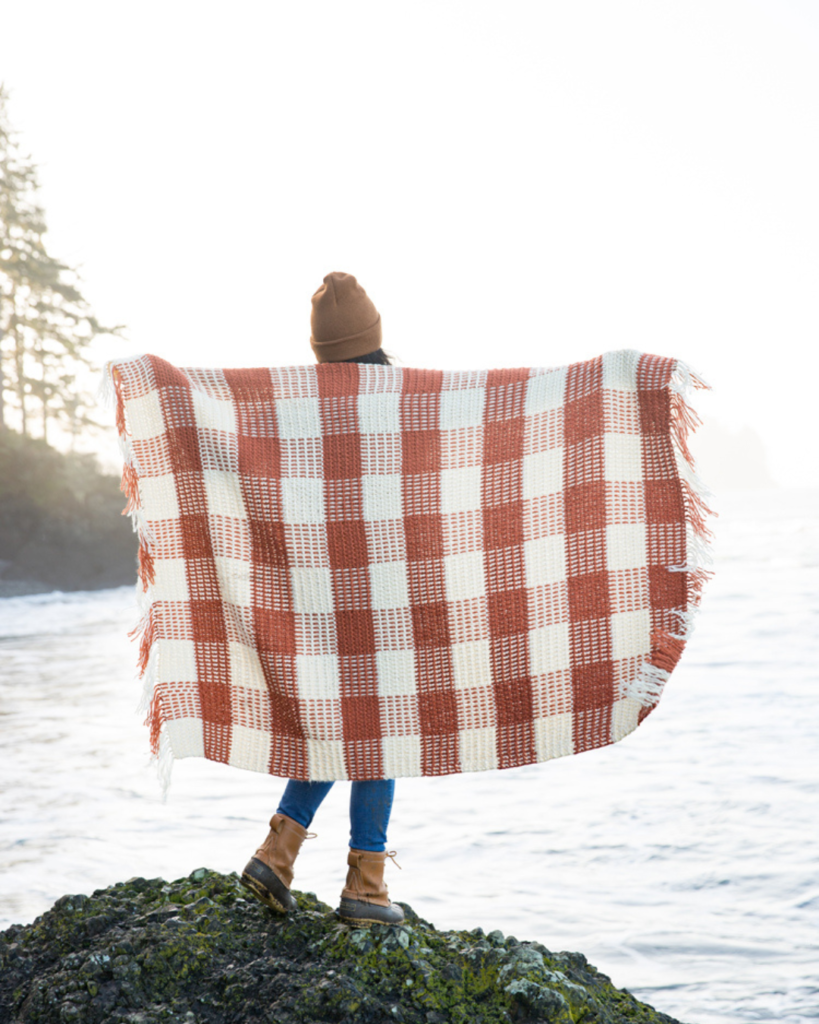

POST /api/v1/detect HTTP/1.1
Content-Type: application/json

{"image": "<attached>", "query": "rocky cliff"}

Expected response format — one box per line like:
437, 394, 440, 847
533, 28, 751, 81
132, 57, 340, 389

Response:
0, 869, 685, 1024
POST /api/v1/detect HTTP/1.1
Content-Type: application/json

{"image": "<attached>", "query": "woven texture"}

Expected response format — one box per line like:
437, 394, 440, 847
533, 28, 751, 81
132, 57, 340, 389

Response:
110, 350, 711, 782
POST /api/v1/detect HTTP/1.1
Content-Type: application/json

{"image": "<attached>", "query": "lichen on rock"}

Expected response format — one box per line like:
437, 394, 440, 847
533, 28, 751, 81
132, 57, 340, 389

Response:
0, 868, 684, 1023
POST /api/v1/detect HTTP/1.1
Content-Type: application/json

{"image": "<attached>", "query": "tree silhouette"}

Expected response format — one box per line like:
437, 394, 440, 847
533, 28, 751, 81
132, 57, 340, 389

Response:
0, 83, 124, 442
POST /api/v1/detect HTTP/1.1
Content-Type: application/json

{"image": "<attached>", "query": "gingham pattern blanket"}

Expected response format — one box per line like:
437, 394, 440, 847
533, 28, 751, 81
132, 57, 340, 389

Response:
109, 351, 711, 784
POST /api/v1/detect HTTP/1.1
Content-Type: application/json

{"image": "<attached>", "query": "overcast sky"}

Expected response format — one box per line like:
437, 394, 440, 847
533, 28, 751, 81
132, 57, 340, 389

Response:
1, 0, 817, 486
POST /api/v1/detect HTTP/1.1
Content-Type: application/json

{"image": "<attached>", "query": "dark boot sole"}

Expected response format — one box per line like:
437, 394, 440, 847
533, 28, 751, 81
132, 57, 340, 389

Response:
337, 897, 405, 926
241, 857, 296, 914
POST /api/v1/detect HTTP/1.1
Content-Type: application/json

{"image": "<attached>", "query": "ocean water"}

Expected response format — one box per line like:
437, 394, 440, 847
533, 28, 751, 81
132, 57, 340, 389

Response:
1, 487, 817, 1024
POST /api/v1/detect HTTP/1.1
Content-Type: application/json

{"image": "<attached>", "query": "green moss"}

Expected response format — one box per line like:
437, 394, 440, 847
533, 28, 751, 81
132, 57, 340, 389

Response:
0, 870, 683, 1024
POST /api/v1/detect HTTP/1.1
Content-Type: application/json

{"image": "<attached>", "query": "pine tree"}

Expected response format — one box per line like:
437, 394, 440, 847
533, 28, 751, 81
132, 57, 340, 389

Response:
0, 83, 124, 441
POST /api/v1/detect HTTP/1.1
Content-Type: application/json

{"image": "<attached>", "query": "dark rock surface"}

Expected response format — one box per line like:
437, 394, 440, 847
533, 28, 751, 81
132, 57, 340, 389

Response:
0, 868, 686, 1024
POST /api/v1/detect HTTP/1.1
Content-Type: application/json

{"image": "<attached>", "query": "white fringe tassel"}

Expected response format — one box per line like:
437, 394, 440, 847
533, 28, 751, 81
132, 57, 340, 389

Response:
101, 361, 172, 798
626, 356, 714, 709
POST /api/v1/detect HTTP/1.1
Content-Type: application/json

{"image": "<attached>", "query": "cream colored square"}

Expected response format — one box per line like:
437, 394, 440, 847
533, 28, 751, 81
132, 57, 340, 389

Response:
444, 551, 486, 602
126, 389, 164, 441
533, 712, 574, 761
611, 609, 651, 660
458, 727, 498, 772
376, 650, 417, 695
522, 449, 564, 498
281, 478, 325, 523
362, 474, 403, 521
192, 389, 237, 433
214, 556, 251, 607
296, 654, 340, 699
529, 623, 571, 674
157, 638, 198, 681
204, 470, 247, 519
152, 558, 189, 602
525, 367, 567, 413
611, 695, 642, 742
275, 396, 322, 438
382, 735, 421, 777
228, 642, 267, 690
229, 725, 272, 773
292, 567, 335, 613
440, 388, 486, 430
441, 465, 482, 513
358, 393, 401, 434
606, 524, 648, 571
524, 536, 566, 587
308, 739, 349, 781
604, 434, 643, 481
602, 349, 640, 392
139, 473, 179, 520
165, 717, 205, 759
452, 639, 492, 690
369, 561, 410, 610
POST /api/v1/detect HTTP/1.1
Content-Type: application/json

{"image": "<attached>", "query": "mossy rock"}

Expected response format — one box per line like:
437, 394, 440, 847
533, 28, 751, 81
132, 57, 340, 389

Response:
0, 869, 686, 1023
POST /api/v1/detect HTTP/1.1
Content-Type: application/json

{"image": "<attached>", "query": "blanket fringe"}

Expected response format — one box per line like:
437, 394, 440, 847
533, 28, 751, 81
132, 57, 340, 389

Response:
103, 360, 170, 796
628, 358, 715, 709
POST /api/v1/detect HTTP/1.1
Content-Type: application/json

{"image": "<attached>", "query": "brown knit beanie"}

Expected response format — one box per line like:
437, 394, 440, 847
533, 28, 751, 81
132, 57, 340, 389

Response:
310, 272, 382, 363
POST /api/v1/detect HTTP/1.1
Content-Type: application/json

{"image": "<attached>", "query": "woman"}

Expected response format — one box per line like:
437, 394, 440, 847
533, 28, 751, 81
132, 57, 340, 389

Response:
241, 272, 404, 926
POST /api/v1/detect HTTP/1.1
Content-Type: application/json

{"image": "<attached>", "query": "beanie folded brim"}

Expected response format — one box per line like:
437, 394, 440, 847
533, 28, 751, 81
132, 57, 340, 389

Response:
310, 315, 382, 363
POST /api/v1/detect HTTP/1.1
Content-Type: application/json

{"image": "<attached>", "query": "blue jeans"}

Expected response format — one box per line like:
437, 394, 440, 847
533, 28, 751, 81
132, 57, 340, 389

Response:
277, 779, 395, 853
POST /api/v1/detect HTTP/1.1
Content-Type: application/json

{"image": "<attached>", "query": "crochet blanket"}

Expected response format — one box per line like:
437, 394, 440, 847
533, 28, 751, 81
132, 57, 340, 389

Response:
108, 351, 712, 786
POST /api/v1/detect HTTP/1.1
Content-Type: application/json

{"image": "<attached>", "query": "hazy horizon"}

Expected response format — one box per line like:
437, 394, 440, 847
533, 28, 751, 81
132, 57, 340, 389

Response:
1, 0, 817, 488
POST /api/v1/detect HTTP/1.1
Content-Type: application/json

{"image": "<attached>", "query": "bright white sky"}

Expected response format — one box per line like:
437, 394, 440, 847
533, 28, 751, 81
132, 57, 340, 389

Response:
1, 0, 817, 486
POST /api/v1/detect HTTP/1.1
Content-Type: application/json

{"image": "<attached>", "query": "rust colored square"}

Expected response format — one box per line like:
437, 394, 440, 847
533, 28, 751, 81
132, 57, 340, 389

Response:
180, 512, 215, 560
567, 571, 610, 622
411, 602, 451, 649
198, 680, 233, 725
483, 503, 524, 550
316, 362, 360, 398
166, 426, 203, 473
404, 515, 443, 562
327, 520, 369, 568
648, 564, 686, 610
494, 678, 534, 727
402, 368, 444, 395
341, 696, 383, 741
572, 661, 614, 713
484, 418, 525, 465
564, 481, 607, 534
254, 607, 296, 654
238, 435, 281, 478
402, 430, 441, 474
644, 479, 684, 524
638, 388, 671, 436
189, 600, 227, 645
323, 434, 362, 480
267, 692, 305, 738
336, 610, 376, 656
149, 355, 190, 390
418, 689, 458, 732
488, 589, 528, 637
250, 520, 289, 567
564, 391, 605, 445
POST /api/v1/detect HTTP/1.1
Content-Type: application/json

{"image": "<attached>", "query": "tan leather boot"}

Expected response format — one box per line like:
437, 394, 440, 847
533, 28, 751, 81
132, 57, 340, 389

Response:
338, 848, 405, 925
240, 813, 313, 913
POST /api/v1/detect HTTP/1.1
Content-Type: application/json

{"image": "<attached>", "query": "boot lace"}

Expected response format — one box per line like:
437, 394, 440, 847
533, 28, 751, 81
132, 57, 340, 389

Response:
386, 850, 402, 870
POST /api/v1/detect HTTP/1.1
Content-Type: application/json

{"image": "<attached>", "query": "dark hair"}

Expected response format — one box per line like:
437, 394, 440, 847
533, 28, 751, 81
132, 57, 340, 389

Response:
345, 348, 392, 365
